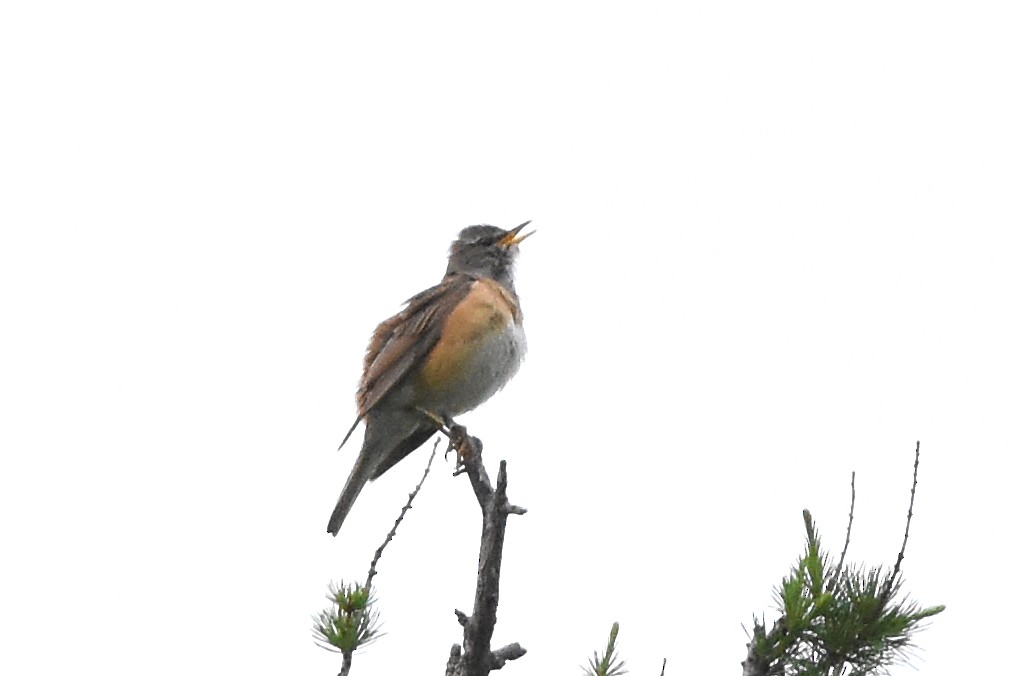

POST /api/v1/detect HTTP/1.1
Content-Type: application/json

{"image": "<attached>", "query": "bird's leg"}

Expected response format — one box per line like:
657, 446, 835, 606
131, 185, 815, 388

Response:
415, 407, 460, 460
415, 407, 451, 434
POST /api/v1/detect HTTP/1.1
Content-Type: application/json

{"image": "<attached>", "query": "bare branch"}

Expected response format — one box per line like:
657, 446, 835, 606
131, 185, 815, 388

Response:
839, 470, 856, 565
444, 422, 527, 675
365, 441, 439, 592
489, 643, 527, 669
884, 441, 920, 599
659, 657, 667, 675
828, 471, 857, 593
446, 644, 462, 676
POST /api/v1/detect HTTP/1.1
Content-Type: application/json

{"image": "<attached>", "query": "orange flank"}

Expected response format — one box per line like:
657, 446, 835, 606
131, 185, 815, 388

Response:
419, 278, 520, 393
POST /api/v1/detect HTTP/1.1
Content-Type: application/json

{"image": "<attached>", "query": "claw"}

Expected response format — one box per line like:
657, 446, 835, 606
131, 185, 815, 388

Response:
448, 422, 483, 472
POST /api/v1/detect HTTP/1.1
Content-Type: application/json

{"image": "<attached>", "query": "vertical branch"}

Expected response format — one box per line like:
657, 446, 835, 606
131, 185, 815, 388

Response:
839, 471, 856, 565
446, 426, 527, 676
884, 441, 920, 600
828, 471, 857, 594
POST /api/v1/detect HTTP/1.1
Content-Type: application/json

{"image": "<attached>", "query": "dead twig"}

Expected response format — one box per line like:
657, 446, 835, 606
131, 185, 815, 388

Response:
828, 470, 857, 593
883, 441, 920, 600
444, 423, 527, 675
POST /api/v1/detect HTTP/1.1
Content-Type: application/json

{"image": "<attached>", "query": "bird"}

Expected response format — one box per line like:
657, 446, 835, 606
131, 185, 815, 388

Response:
327, 222, 533, 536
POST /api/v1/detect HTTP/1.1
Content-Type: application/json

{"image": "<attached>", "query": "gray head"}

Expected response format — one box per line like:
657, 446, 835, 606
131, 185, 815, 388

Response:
445, 221, 533, 287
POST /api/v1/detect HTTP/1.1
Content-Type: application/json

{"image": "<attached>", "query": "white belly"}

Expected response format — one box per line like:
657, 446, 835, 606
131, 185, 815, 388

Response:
431, 319, 526, 416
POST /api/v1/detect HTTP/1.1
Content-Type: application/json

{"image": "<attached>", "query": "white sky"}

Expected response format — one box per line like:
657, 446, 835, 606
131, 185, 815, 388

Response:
2, 2, 1010, 674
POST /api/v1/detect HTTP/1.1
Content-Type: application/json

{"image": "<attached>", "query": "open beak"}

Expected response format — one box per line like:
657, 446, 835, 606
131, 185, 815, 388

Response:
499, 220, 535, 247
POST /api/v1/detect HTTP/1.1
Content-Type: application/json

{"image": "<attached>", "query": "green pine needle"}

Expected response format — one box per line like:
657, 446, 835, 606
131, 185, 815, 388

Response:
583, 622, 628, 676
312, 581, 382, 654
753, 511, 944, 676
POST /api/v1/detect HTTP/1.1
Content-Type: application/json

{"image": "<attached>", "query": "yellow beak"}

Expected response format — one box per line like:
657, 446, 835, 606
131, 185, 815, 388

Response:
499, 220, 535, 247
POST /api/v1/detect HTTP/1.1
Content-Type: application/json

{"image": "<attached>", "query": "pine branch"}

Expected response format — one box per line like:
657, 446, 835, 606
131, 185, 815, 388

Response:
742, 443, 943, 676
314, 441, 439, 673
582, 622, 627, 676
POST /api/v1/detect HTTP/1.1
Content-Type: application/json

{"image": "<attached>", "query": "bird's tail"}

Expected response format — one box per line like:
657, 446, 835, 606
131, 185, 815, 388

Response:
326, 449, 375, 536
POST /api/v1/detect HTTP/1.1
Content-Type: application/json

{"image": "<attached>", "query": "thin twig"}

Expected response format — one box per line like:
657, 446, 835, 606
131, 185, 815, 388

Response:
884, 441, 920, 597
659, 657, 667, 675
829, 471, 857, 593
839, 471, 856, 564
365, 440, 440, 592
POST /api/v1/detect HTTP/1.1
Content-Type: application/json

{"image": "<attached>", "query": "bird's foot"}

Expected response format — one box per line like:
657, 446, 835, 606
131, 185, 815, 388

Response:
415, 407, 482, 472
448, 422, 482, 474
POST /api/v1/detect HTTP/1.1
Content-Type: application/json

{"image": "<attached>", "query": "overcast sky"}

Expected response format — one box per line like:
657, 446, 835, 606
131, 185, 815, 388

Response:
2, 2, 1011, 675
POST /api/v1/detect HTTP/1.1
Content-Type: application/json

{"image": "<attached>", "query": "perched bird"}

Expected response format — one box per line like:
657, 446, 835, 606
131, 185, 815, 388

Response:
327, 222, 533, 536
